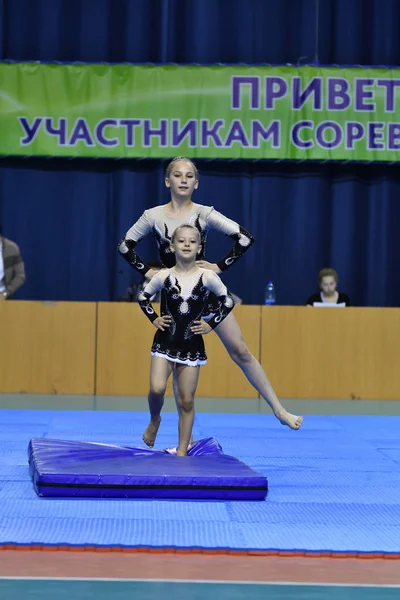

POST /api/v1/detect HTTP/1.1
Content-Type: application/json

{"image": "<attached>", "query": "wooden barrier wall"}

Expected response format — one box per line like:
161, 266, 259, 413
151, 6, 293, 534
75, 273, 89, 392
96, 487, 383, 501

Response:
261, 306, 400, 400
1, 301, 400, 400
0, 301, 96, 394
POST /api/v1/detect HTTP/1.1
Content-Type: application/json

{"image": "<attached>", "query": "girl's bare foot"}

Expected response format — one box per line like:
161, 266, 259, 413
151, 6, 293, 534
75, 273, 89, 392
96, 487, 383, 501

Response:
142, 416, 161, 447
276, 410, 303, 430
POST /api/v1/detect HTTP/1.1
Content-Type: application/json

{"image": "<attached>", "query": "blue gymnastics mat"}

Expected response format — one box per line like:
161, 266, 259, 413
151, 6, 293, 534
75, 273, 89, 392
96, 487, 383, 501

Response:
1, 409, 400, 555
27, 437, 268, 500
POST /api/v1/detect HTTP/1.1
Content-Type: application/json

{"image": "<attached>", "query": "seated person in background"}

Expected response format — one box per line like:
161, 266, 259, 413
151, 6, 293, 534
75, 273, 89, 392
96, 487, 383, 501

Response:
306, 268, 351, 306
0, 225, 26, 301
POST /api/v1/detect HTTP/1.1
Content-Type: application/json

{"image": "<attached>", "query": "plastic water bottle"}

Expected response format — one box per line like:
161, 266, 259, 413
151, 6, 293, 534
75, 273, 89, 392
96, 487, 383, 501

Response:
264, 281, 276, 305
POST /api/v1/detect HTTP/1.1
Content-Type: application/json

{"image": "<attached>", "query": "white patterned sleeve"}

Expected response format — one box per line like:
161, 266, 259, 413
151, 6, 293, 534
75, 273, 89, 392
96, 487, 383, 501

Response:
202, 271, 235, 329
137, 271, 165, 323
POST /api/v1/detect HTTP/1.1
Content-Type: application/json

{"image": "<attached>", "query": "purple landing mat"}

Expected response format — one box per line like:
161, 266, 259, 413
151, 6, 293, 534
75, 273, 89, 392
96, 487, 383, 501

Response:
27, 437, 268, 500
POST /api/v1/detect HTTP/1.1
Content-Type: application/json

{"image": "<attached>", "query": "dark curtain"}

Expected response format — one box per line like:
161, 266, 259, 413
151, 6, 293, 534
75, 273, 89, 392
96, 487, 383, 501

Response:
2, 0, 400, 66
1, 0, 399, 306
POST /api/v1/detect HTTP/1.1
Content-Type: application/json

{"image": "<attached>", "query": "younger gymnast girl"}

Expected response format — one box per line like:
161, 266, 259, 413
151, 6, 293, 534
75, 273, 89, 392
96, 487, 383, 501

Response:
138, 224, 234, 456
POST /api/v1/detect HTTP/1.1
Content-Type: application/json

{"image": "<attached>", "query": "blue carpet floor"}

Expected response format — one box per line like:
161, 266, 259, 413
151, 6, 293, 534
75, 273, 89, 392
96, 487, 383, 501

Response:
0, 410, 399, 554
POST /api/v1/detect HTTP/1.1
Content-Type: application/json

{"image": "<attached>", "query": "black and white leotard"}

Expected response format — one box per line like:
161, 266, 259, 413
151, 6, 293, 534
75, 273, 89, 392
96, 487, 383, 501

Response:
118, 203, 255, 274
138, 268, 235, 366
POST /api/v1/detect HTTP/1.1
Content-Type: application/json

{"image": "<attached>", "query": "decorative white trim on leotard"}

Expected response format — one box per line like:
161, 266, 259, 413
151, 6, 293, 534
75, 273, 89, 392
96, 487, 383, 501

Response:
151, 351, 207, 367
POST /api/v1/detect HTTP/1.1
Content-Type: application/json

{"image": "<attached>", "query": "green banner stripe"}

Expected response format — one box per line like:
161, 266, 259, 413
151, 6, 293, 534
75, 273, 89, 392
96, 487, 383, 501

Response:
1, 63, 400, 161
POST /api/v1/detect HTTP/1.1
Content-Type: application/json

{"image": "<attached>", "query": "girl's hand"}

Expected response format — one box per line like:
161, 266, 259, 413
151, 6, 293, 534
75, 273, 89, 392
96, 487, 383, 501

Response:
191, 320, 212, 335
196, 260, 221, 274
154, 316, 173, 331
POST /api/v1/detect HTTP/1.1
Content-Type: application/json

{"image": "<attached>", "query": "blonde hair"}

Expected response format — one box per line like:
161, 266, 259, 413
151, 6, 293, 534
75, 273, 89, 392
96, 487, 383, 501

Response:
171, 224, 201, 244
165, 157, 199, 180
318, 268, 338, 284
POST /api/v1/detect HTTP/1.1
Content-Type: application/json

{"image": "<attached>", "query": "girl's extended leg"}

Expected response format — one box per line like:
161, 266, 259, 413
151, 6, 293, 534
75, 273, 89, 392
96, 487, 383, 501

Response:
214, 312, 303, 430
143, 356, 174, 447
174, 364, 200, 456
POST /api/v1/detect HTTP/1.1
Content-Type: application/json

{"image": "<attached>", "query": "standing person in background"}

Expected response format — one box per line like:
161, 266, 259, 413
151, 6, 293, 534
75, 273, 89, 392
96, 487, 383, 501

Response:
0, 225, 25, 301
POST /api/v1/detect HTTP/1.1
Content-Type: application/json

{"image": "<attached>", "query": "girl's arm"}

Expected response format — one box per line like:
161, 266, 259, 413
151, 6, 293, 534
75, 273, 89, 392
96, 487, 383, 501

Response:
206, 208, 255, 272
137, 272, 164, 324
202, 271, 235, 329
118, 211, 153, 275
